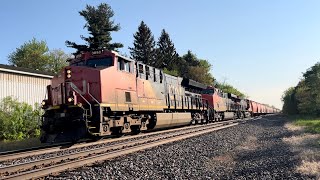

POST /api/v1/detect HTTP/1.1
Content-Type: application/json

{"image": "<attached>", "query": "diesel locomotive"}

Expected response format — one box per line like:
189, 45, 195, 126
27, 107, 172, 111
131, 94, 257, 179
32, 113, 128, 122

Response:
40, 50, 279, 143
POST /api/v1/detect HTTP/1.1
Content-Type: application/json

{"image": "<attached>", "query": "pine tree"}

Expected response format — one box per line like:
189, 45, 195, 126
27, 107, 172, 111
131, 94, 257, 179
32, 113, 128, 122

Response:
155, 29, 178, 69
129, 21, 156, 65
66, 3, 123, 53
183, 50, 200, 66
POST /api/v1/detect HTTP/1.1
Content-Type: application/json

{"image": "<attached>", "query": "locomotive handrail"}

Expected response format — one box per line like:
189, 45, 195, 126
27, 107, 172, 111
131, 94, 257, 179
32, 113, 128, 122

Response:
68, 82, 92, 117
87, 83, 100, 106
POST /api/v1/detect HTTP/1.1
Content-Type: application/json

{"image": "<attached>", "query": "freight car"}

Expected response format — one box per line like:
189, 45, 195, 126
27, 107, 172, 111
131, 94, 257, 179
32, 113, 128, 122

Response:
40, 50, 279, 143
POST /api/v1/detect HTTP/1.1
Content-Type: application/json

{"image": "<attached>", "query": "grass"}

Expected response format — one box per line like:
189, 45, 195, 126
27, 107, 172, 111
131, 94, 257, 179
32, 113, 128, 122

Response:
0, 137, 42, 152
292, 116, 320, 134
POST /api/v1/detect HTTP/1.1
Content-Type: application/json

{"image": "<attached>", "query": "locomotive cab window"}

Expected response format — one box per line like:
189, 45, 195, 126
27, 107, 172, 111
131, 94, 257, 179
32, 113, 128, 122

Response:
146, 66, 150, 80
118, 57, 131, 72
153, 68, 157, 82
138, 64, 144, 74
70, 61, 85, 66
202, 89, 214, 94
125, 92, 131, 102
160, 70, 163, 83
86, 57, 114, 68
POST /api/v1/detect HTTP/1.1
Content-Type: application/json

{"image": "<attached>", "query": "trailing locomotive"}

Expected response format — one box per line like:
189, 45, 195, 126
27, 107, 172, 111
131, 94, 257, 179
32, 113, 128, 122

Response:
40, 50, 279, 143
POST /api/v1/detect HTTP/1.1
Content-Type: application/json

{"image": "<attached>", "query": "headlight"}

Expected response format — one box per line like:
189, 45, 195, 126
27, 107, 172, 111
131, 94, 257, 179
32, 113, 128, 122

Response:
41, 100, 48, 109
67, 97, 74, 102
66, 69, 72, 79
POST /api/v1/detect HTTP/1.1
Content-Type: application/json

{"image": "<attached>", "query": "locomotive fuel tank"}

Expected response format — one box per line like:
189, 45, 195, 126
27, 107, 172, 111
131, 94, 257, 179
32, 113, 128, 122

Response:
223, 112, 235, 120
153, 113, 192, 129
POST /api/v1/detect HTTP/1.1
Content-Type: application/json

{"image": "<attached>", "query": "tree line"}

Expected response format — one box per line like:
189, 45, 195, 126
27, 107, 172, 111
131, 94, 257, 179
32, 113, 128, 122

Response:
282, 62, 320, 115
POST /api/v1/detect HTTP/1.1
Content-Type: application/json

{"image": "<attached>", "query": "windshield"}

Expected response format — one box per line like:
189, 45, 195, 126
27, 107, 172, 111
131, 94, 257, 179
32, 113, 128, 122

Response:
86, 57, 113, 67
202, 89, 214, 95
70, 57, 114, 67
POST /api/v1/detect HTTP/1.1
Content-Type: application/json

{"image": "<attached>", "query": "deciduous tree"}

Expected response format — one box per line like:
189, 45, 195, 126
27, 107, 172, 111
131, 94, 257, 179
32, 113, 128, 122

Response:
48, 49, 70, 74
8, 38, 69, 74
180, 51, 215, 85
216, 82, 245, 98
281, 87, 298, 114
8, 38, 51, 71
188, 59, 214, 85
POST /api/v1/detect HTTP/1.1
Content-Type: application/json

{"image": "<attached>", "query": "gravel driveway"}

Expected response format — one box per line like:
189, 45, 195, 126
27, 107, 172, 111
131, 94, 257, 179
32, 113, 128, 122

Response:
49, 115, 316, 179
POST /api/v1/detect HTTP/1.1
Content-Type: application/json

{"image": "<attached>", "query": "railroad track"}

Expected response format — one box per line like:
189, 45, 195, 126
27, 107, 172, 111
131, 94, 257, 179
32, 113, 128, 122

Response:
0, 117, 260, 180
0, 118, 250, 163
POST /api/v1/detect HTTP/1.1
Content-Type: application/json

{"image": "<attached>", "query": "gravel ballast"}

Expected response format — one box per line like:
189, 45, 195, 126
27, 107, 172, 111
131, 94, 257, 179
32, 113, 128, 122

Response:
49, 115, 316, 179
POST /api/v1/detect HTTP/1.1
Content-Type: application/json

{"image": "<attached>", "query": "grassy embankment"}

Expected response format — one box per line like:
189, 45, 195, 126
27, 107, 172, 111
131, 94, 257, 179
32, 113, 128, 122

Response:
292, 116, 320, 134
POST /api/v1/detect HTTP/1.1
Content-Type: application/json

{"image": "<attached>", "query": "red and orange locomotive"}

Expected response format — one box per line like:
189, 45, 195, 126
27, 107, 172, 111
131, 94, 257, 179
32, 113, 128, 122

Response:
40, 50, 278, 143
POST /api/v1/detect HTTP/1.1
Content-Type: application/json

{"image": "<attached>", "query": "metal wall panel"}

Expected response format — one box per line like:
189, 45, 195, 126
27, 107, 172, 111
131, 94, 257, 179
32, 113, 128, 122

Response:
0, 72, 52, 107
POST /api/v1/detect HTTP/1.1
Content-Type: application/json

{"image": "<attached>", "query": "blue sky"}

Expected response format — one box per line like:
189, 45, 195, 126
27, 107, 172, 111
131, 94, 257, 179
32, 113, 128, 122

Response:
1, 0, 320, 108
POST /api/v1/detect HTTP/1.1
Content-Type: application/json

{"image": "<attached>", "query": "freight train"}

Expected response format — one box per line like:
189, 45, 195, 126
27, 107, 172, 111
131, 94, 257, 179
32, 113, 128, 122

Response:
40, 50, 279, 143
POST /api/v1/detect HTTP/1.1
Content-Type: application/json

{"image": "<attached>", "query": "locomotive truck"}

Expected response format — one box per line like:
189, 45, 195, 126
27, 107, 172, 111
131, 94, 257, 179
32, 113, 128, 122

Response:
40, 49, 279, 143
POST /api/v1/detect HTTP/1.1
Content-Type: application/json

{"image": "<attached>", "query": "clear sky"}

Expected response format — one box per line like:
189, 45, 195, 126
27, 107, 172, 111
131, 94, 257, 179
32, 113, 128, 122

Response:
1, 0, 320, 109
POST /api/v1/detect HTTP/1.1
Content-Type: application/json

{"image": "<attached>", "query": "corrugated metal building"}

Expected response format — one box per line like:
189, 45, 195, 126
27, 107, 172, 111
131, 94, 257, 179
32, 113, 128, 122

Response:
0, 64, 53, 106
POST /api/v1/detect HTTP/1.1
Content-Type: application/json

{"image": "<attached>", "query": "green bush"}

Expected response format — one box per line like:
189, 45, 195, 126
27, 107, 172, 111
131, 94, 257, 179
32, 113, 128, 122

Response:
0, 97, 41, 141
